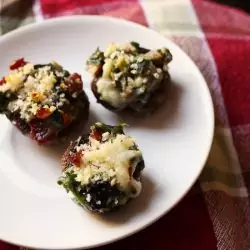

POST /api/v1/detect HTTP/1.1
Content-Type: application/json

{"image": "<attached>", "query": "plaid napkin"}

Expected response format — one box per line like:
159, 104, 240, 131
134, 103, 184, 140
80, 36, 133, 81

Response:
1, 0, 250, 249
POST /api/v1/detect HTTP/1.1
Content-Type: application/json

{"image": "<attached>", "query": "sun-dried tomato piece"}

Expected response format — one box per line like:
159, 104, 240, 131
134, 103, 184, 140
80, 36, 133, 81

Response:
68, 150, 83, 167
67, 73, 83, 92
0, 77, 6, 85
90, 128, 102, 141
36, 108, 52, 119
70, 73, 82, 81
9, 58, 27, 70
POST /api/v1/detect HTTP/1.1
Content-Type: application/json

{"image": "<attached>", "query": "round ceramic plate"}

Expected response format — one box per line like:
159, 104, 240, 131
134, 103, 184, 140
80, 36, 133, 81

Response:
0, 16, 214, 249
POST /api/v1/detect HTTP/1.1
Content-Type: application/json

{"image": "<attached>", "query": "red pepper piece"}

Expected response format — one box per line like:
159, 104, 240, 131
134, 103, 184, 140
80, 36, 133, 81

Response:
36, 108, 52, 119
67, 73, 83, 92
0, 77, 6, 85
9, 58, 27, 70
70, 73, 82, 81
90, 128, 102, 141
69, 150, 83, 167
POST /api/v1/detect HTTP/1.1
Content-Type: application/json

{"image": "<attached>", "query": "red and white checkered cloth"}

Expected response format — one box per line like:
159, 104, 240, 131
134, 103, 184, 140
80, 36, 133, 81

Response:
1, 0, 250, 249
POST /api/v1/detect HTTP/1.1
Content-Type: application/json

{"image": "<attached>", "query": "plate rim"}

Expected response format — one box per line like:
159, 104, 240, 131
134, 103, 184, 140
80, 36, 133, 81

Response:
0, 15, 215, 249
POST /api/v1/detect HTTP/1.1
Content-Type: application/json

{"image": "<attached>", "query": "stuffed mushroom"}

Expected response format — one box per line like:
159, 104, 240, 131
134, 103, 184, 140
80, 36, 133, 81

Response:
58, 122, 145, 213
86, 42, 172, 113
0, 58, 89, 144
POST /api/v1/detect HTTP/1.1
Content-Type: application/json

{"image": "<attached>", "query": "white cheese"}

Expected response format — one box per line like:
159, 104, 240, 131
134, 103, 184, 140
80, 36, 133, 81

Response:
1, 64, 34, 93
89, 136, 101, 150
115, 55, 127, 70
134, 76, 143, 88
104, 43, 117, 57
96, 78, 124, 108
136, 86, 146, 95
24, 76, 37, 90
5, 71, 24, 92
153, 73, 160, 79
157, 68, 162, 73
2, 61, 73, 122
0, 83, 9, 92
137, 57, 143, 63
102, 132, 110, 141
74, 134, 142, 196
22, 63, 34, 75
102, 59, 113, 78
86, 194, 92, 202
49, 106, 56, 112
30, 103, 39, 115
8, 99, 22, 113
8, 92, 37, 121
39, 72, 56, 92
119, 43, 136, 52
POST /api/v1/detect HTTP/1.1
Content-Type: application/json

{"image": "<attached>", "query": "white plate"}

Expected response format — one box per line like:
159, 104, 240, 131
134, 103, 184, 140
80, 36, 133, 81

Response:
0, 16, 214, 249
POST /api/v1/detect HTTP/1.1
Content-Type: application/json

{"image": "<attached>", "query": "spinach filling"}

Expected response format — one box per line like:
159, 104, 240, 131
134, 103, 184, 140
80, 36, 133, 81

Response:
58, 122, 145, 213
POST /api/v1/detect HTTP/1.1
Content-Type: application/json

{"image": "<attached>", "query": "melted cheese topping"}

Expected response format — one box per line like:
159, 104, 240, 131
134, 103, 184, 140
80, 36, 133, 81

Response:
73, 134, 142, 196
6, 66, 57, 121
96, 78, 125, 108
87, 43, 170, 109
0, 62, 69, 121
0, 63, 34, 93
4, 71, 24, 91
